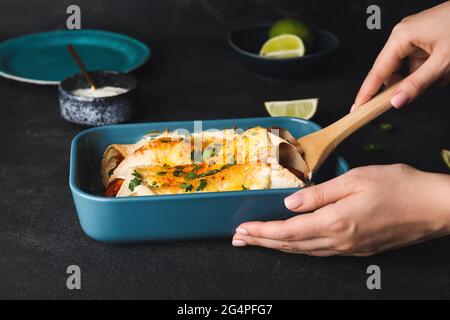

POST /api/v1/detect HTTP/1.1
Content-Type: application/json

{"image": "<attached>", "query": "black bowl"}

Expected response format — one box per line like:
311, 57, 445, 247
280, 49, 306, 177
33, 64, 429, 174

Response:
228, 24, 339, 78
59, 71, 139, 126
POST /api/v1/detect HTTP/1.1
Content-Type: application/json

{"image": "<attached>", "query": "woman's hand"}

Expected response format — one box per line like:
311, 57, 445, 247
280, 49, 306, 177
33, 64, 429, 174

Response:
232, 164, 450, 256
353, 1, 450, 110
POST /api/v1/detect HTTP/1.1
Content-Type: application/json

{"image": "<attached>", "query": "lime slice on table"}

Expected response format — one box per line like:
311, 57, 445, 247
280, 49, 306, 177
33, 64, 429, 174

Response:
441, 149, 450, 169
259, 35, 305, 59
265, 98, 318, 120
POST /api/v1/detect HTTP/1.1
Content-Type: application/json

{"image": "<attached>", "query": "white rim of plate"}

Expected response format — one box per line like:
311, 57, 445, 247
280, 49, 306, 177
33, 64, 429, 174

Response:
0, 30, 150, 85
0, 62, 146, 85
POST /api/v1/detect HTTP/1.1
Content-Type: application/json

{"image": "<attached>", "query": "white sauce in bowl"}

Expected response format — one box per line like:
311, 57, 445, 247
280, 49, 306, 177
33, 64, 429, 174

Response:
72, 86, 128, 98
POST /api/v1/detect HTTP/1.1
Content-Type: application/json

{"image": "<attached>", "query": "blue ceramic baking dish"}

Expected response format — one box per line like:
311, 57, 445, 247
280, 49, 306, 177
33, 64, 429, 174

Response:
69, 117, 349, 243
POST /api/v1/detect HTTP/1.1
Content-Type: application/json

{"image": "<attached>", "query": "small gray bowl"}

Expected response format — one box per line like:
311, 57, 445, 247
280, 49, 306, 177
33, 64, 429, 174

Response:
59, 71, 139, 126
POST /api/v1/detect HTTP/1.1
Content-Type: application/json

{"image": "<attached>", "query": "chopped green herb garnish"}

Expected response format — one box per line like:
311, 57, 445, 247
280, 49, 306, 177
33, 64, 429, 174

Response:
132, 171, 143, 179
150, 181, 159, 189
128, 178, 141, 191
180, 183, 193, 192
192, 164, 202, 172
157, 171, 167, 176
175, 165, 185, 169
220, 164, 234, 170
163, 163, 170, 168
129, 170, 143, 191
197, 179, 207, 191
185, 171, 198, 180
363, 143, 383, 153
173, 170, 184, 177
379, 123, 394, 133
242, 184, 248, 190
200, 169, 221, 177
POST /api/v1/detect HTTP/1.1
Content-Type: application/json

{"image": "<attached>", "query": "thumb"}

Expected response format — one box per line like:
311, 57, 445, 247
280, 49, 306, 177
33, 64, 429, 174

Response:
284, 174, 354, 212
391, 50, 447, 108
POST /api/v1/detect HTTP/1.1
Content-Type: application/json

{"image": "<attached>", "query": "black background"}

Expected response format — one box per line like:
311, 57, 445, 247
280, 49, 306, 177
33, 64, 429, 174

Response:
0, 0, 449, 299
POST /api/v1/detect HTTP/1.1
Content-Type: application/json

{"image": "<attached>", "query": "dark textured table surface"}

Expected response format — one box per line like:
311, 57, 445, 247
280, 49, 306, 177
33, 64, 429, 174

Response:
0, 0, 449, 299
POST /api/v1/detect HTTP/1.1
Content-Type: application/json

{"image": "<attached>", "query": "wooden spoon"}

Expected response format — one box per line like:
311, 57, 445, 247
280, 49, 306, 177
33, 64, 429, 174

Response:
67, 44, 97, 90
297, 83, 399, 173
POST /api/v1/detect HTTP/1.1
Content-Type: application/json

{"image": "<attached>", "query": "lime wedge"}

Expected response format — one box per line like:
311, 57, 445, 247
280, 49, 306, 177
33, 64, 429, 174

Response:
264, 98, 318, 120
441, 149, 450, 169
259, 35, 305, 59
269, 18, 314, 48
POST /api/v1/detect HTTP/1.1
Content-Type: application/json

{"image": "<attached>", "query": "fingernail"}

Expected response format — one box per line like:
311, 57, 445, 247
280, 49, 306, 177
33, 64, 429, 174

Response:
350, 104, 356, 113
235, 227, 248, 236
284, 194, 302, 210
390, 91, 409, 109
232, 239, 247, 247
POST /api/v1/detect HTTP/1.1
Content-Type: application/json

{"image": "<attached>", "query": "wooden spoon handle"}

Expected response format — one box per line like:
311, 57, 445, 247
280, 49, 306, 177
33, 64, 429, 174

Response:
297, 82, 399, 172
322, 82, 399, 146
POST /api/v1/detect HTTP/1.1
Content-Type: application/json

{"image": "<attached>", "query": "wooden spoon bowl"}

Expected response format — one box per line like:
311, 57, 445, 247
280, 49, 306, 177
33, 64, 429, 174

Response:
276, 83, 399, 176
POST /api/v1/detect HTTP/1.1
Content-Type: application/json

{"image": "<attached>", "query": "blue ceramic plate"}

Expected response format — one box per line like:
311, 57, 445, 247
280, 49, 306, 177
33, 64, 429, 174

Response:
70, 117, 349, 243
0, 29, 150, 85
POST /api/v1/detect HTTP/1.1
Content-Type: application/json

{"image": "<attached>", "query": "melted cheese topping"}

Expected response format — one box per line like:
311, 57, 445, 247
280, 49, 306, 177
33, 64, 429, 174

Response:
114, 163, 303, 197
107, 127, 283, 186
102, 126, 309, 197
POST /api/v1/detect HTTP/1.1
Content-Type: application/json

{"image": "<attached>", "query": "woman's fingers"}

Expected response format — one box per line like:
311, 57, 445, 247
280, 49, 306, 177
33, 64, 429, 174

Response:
304, 250, 338, 257
235, 212, 325, 242
233, 189, 362, 255
391, 49, 448, 107
384, 73, 403, 87
408, 49, 428, 74
353, 31, 413, 109
284, 173, 354, 212
232, 205, 350, 256
232, 233, 332, 254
